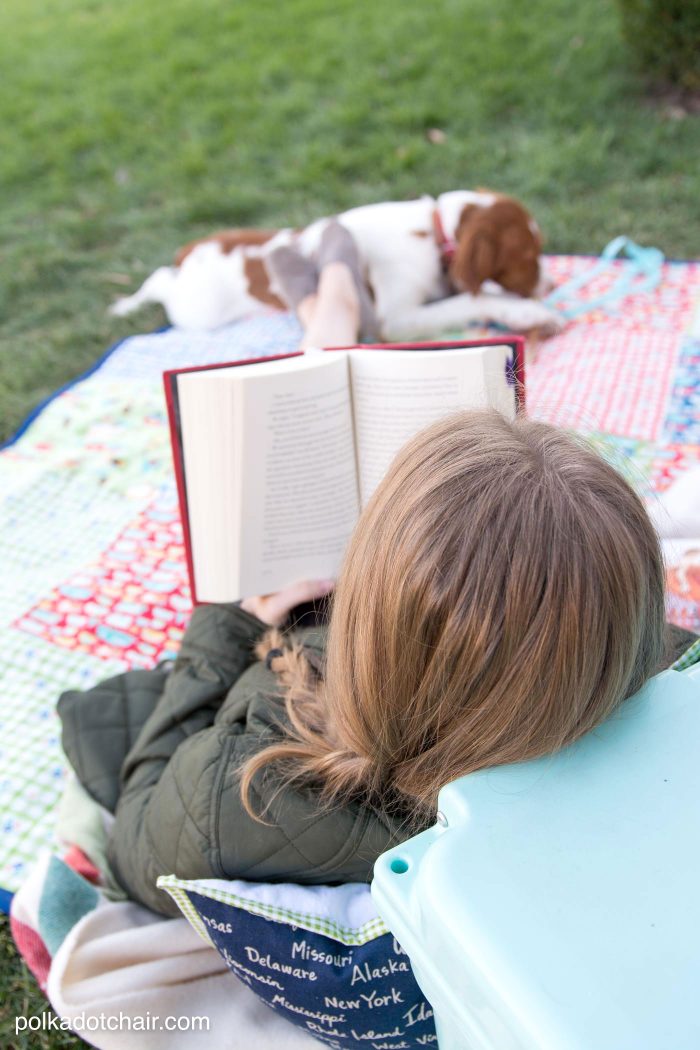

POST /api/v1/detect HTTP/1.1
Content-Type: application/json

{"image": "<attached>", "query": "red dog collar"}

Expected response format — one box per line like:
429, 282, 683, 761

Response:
432, 207, 456, 269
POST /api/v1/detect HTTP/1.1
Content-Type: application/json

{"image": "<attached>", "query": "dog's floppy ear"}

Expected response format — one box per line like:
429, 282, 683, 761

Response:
450, 205, 497, 294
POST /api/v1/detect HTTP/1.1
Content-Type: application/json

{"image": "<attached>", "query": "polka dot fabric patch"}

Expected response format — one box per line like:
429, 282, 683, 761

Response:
14, 489, 191, 667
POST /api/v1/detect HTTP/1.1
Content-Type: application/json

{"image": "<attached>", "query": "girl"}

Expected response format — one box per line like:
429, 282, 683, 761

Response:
58, 408, 692, 917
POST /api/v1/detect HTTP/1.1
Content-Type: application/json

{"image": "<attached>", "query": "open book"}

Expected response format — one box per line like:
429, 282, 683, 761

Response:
164, 339, 524, 603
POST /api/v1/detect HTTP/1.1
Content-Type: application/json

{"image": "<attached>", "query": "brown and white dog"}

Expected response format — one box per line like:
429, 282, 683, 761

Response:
110, 191, 563, 338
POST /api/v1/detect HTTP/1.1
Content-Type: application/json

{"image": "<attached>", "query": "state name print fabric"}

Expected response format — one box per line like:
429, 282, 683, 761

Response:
158, 876, 437, 1049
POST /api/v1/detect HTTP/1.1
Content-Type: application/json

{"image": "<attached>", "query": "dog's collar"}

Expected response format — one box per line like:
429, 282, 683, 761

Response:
432, 206, 456, 269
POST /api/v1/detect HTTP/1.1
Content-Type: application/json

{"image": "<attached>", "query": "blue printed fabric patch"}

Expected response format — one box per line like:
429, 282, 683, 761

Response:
661, 337, 700, 445
187, 890, 437, 1049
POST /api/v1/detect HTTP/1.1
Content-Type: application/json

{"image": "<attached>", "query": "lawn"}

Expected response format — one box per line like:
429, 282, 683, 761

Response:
0, 0, 698, 1043
0, 914, 82, 1049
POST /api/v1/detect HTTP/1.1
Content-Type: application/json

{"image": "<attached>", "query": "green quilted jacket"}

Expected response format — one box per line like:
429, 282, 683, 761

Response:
57, 603, 406, 917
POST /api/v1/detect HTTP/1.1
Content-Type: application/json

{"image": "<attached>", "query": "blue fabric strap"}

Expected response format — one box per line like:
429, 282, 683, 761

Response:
545, 237, 665, 319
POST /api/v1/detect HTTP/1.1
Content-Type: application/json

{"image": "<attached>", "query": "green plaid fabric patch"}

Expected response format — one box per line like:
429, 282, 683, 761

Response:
673, 637, 700, 671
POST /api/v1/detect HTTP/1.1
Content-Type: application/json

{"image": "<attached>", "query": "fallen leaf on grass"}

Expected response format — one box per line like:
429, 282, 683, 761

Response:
426, 127, 447, 144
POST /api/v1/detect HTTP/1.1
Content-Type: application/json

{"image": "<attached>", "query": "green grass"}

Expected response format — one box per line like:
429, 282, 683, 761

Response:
0, 0, 698, 1039
0, 914, 83, 1049
1, 0, 699, 445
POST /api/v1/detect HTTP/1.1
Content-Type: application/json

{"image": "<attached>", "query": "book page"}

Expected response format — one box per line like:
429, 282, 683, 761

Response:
179, 373, 243, 602
236, 352, 360, 596
349, 346, 514, 505
178, 353, 359, 602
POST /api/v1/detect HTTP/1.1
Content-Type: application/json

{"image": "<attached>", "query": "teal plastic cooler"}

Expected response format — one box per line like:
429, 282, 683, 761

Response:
372, 667, 700, 1050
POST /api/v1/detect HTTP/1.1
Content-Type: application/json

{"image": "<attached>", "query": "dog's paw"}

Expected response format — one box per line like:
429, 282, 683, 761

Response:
514, 302, 566, 337
531, 311, 566, 339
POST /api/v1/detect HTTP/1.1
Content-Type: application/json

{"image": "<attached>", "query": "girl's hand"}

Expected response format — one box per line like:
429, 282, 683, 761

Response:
240, 579, 335, 627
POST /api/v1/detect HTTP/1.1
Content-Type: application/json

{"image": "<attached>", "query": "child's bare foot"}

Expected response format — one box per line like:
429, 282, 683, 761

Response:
316, 221, 380, 342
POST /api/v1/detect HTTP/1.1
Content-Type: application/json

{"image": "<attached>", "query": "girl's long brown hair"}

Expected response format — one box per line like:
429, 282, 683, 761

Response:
240, 410, 666, 826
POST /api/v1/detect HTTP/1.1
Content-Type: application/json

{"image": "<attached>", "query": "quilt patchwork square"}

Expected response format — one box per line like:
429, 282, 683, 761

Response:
14, 489, 191, 667
0, 631, 126, 889
661, 337, 700, 445
529, 327, 680, 440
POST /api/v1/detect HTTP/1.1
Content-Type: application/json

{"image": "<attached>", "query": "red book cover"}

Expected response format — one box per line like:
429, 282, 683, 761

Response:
163, 338, 525, 604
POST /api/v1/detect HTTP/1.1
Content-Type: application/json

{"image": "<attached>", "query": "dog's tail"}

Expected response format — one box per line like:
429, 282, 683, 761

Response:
109, 266, 176, 317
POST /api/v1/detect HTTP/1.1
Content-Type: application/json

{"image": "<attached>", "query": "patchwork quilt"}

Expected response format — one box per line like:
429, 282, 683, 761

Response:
1, 257, 699, 898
